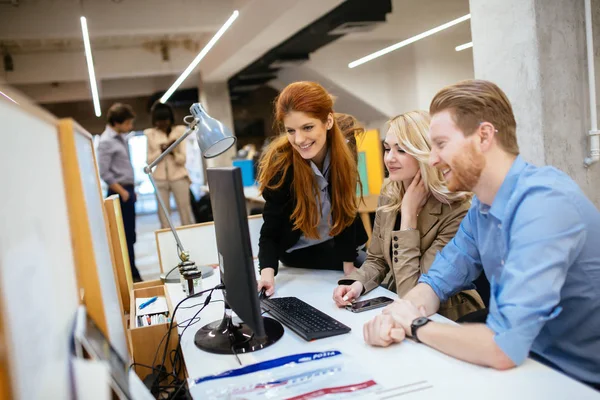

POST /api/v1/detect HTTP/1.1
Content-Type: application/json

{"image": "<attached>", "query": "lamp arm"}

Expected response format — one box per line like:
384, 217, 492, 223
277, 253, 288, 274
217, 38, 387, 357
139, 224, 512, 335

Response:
144, 125, 196, 172
145, 171, 188, 259
143, 125, 196, 261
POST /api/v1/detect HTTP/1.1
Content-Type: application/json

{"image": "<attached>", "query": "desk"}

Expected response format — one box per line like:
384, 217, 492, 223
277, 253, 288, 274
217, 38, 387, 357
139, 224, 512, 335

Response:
164, 267, 598, 399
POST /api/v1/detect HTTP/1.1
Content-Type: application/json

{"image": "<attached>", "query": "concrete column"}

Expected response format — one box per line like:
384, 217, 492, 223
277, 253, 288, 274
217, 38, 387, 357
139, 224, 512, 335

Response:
199, 80, 237, 168
470, 0, 600, 207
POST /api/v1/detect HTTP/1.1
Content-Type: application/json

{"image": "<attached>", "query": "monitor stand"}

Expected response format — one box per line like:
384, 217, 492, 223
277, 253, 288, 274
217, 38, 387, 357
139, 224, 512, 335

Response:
194, 304, 284, 355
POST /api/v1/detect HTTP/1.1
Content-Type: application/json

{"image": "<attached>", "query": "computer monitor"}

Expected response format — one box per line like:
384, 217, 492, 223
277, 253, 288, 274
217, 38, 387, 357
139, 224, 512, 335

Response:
194, 167, 283, 354
72, 306, 154, 400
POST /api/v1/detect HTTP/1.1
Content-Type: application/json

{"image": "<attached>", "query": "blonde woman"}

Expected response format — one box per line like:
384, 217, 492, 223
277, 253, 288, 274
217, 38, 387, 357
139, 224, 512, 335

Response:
332, 110, 483, 321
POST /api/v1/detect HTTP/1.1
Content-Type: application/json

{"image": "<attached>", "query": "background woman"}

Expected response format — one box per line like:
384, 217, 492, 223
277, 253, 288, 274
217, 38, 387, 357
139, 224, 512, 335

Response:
145, 102, 193, 228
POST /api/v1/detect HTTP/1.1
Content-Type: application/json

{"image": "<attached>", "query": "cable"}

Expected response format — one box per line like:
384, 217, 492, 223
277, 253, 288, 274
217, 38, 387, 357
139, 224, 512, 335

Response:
129, 362, 180, 381
152, 284, 225, 391
167, 292, 216, 384
230, 343, 242, 366
144, 285, 223, 393
164, 265, 179, 279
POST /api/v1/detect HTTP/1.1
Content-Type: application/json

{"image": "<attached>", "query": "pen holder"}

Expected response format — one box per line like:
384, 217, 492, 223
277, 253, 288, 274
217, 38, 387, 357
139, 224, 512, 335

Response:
128, 285, 184, 379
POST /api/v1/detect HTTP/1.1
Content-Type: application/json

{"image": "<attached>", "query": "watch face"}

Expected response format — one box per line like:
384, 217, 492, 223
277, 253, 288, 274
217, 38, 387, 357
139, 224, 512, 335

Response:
413, 317, 429, 327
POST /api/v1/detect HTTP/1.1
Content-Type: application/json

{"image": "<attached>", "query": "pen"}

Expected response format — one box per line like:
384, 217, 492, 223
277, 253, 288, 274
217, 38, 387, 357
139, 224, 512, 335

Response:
139, 296, 158, 310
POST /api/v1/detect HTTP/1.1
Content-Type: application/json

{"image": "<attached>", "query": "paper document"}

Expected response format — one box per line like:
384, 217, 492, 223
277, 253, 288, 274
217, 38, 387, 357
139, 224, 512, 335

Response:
189, 350, 381, 399
135, 296, 169, 316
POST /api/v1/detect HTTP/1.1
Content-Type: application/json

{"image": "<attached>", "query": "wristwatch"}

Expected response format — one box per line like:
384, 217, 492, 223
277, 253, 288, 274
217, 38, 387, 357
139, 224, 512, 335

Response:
411, 317, 431, 343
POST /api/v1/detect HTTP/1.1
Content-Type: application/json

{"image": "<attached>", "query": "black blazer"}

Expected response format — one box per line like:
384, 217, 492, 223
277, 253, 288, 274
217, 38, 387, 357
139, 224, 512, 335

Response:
258, 166, 368, 274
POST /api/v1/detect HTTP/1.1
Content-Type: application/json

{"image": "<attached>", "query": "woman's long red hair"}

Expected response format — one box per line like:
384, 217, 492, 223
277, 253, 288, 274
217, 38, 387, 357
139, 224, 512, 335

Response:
258, 81, 358, 239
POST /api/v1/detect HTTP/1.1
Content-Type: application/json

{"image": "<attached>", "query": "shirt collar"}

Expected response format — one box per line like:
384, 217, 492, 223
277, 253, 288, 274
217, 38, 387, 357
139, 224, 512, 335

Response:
104, 125, 130, 142
486, 155, 527, 220
104, 125, 118, 137
309, 148, 331, 190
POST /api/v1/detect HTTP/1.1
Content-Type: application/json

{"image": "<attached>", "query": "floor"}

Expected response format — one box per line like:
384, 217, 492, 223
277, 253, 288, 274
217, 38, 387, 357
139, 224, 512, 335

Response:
134, 211, 182, 282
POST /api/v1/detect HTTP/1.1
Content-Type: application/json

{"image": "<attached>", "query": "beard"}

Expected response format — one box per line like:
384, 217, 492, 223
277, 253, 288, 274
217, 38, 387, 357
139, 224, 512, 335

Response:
446, 140, 485, 192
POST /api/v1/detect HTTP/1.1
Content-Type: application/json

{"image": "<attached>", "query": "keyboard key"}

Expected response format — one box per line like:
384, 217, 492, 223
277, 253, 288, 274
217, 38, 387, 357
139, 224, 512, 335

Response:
261, 297, 351, 341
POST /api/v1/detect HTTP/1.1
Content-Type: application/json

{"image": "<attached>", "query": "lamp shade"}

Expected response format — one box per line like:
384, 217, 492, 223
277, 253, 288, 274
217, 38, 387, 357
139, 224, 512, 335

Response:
190, 103, 237, 158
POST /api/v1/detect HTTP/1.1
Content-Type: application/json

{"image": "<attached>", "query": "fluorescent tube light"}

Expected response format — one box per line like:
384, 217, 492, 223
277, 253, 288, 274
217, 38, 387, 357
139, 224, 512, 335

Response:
348, 14, 471, 68
0, 90, 19, 105
160, 10, 239, 103
80, 17, 101, 117
455, 41, 473, 51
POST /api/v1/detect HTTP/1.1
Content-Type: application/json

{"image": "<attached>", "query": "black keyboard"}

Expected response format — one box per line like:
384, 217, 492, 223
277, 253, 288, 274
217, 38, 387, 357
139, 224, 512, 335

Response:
260, 297, 351, 341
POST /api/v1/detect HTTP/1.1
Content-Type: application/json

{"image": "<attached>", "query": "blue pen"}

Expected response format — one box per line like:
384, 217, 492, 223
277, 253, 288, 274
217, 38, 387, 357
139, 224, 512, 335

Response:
139, 296, 158, 310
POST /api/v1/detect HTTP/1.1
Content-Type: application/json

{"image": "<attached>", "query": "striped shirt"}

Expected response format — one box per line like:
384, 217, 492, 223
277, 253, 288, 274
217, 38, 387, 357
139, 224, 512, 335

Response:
97, 125, 135, 186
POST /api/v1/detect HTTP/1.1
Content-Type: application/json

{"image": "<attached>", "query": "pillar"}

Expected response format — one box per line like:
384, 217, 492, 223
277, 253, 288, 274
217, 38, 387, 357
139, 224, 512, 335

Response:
198, 79, 237, 169
470, 0, 600, 206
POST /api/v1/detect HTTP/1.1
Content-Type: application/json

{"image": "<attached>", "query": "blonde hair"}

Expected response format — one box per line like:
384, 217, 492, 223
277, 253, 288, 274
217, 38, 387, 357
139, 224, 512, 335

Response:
380, 110, 470, 213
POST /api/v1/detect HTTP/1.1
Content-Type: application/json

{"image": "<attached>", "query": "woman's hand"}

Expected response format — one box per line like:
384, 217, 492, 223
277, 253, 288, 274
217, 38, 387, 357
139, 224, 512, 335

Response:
343, 261, 358, 276
400, 170, 429, 230
257, 268, 276, 297
332, 281, 364, 307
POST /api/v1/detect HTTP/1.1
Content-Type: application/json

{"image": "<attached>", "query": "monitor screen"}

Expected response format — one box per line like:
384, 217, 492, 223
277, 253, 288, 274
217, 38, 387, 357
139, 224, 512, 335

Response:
206, 167, 265, 337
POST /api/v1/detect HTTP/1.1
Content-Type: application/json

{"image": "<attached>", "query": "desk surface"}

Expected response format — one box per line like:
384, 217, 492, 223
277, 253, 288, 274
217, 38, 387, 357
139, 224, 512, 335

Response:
166, 267, 599, 400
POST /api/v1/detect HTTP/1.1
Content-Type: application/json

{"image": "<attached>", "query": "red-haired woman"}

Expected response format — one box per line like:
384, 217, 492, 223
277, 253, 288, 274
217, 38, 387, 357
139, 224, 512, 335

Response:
257, 81, 368, 296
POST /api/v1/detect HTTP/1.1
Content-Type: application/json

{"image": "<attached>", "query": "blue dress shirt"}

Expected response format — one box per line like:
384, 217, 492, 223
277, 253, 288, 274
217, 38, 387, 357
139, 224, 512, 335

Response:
419, 156, 600, 384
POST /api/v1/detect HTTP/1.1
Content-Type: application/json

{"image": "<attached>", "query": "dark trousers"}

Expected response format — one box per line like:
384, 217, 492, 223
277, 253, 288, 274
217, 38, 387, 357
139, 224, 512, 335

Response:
279, 239, 365, 271
108, 185, 141, 281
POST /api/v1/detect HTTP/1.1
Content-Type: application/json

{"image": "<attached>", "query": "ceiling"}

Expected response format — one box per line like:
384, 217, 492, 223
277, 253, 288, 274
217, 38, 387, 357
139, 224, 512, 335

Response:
228, 0, 393, 102
0, 0, 345, 103
0, 0, 471, 107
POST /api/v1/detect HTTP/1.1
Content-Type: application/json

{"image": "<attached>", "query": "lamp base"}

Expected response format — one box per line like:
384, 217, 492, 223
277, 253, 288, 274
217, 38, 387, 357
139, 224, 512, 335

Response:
194, 316, 283, 355
160, 264, 214, 283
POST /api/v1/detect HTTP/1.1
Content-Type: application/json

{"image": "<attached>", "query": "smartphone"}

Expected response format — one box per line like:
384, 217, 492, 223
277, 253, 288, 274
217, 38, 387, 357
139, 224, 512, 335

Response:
345, 296, 394, 313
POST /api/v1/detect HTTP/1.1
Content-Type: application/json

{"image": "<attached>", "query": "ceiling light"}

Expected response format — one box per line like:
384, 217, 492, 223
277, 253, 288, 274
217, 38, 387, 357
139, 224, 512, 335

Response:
160, 10, 239, 104
80, 17, 101, 117
348, 14, 471, 68
0, 90, 19, 105
455, 41, 473, 51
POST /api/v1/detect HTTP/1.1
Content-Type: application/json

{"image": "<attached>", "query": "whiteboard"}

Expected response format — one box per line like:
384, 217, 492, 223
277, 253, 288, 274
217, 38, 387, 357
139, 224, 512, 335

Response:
0, 98, 79, 399
73, 128, 129, 362
155, 215, 263, 272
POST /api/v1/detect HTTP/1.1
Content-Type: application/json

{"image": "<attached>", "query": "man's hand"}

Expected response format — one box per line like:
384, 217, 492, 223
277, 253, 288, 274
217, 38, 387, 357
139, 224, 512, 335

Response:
120, 189, 130, 202
363, 314, 406, 347
257, 268, 275, 297
382, 299, 427, 337
332, 281, 364, 307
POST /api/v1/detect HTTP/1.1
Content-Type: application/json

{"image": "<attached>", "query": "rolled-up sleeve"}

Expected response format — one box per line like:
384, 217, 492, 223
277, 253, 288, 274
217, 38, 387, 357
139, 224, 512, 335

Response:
486, 187, 586, 365
418, 207, 482, 302
97, 140, 116, 185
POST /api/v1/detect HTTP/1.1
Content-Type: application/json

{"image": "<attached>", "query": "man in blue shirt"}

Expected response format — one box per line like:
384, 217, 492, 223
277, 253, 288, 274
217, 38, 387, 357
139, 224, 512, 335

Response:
363, 80, 600, 389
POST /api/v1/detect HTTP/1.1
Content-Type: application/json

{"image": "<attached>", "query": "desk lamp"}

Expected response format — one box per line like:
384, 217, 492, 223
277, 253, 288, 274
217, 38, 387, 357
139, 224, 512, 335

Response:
144, 103, 236, 289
